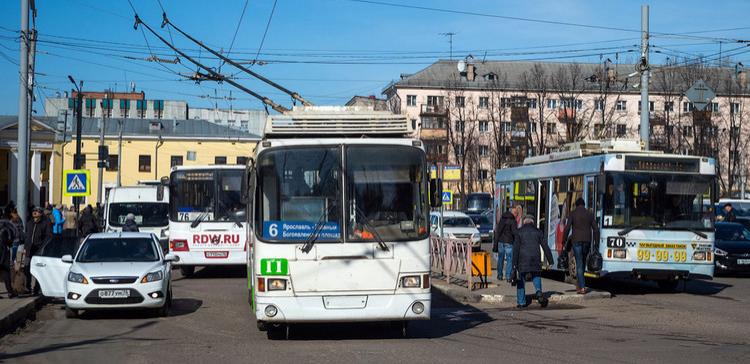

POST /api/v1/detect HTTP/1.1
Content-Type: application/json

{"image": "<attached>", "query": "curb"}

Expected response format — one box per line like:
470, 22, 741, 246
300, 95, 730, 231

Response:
433, 282, 611, 305
0, 296, 44, 337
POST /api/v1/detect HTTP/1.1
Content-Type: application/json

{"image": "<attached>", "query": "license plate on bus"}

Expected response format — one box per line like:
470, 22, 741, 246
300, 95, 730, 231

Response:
737, 259, 750, 265
205, 251, 229, 258
98, 289, 130, 299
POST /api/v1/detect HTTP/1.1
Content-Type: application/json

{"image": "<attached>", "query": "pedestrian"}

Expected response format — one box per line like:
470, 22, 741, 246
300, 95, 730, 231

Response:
722, 203, 737, 223
78, 205, 99, 238
563, 197, 600, 294
493, 208, 517, 283
122, 213, 140, 232
51, 204, 65, 239
9, 209, 24, 265
511, 214, 553, 309
24, 206, 52, 295
513, 205, 523, 228
0, 217, 18, 298
63, 205, 78, 240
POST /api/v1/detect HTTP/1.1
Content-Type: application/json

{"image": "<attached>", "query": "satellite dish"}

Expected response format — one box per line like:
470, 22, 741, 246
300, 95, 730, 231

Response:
457, 60, 466, 73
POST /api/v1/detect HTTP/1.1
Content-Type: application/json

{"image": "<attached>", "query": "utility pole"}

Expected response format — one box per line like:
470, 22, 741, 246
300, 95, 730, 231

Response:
16, 0, 29, 224
116, 119, 123, 187
639, 5, 650, 150
68, 76, 83, 214
96, 97, 106, 204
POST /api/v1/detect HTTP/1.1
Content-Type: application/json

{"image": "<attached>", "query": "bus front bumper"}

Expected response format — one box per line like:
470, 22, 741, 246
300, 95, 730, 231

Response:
599, 260, 714, 280
256, 293, 431, 323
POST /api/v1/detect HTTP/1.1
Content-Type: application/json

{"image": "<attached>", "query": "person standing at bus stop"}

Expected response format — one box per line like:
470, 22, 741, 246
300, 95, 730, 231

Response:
493, 209, 517, 282
512, 215, 553, 308
564, 198, 599, 294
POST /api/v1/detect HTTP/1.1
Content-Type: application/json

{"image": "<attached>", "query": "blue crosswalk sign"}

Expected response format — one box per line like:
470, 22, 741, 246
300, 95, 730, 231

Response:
442, 191, 453, 204
63, 169, 90, 197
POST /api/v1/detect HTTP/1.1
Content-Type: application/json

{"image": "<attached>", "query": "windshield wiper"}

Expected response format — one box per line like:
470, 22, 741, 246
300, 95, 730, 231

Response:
618, 224, 649, 236
353, 205, 389, 252
674, 227, 708, 239
190, 212, 207, 228
301, 204, 337, 254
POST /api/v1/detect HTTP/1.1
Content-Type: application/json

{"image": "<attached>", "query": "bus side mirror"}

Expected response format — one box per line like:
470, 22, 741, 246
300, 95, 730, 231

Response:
241, 160, 255, 205
430, 178, 443, 208
157, 177, 169, 201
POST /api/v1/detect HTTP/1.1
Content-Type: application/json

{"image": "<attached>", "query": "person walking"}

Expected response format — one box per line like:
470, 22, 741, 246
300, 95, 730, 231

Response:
511, 214, 553, 309
122, 213, 140, 232
51, 204, 65, 240
564, 198, 600, 294
493, 209, 517, 282
9, 209, 24, 267
63, 205, 78, 240
78, 205, 100, 239
24, 207, 52, 295
0, 216, 17, 298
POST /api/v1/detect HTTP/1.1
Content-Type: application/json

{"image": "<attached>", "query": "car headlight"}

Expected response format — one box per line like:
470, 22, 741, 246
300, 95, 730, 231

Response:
67, 272, 88, 284
401, 275, 421, 288
714, 248, 728, 257
141, 270, 164, 283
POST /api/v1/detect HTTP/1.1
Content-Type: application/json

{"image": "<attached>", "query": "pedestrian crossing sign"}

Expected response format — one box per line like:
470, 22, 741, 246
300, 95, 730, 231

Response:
442, 191, 453, 205
63, 169, 90, 197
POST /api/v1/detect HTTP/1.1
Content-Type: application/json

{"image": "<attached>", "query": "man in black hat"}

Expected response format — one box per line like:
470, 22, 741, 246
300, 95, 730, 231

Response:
24, 206, 52, 295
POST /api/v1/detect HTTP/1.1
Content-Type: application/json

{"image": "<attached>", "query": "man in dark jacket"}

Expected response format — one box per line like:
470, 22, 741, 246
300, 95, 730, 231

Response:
512, 215, 554, 309
25, 206, 52, 294
77, 205, 99, 238
563, 198, 600, 294
493, 209, 517, 282
0, 218, 17, 298
122, 213, 140, 232
722, 203, 737, 222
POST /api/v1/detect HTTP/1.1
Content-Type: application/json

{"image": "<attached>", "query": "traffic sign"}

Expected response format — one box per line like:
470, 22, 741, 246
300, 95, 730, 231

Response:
685, 80, 716, 111
63, 169, 91, 197
442, 191, 453, 205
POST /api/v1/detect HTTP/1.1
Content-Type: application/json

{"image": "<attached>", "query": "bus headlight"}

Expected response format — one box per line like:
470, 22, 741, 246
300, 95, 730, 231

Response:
264, 305, 278, 318
412, 301, 425, 314
401, 275, 421, 288
714, 248, 728, 257
267, 278, 287, 291
693, 251, 707, 261
613, 249, 627, 259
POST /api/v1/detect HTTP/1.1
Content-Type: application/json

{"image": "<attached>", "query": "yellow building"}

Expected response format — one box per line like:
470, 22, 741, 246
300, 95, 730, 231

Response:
1, 116, 260, 207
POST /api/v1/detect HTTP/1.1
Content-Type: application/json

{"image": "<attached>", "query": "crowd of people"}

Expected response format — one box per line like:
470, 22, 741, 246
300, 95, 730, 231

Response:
0, 201, 112, 299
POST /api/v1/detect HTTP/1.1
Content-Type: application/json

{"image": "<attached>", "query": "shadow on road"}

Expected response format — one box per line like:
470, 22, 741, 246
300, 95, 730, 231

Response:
72, 298, 202, 320
588, 277, 733, 297
173, 265, 247, 281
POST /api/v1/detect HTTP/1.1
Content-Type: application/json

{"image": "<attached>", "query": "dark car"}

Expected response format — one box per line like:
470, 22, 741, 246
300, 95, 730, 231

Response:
714, 222, 750, 275
467, 213, 493, 243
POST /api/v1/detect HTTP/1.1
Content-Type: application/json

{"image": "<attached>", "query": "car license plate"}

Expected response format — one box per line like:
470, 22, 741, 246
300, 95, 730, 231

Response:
98, 289, 130, 299
205, 251, 229, 258
737, 259, 750, 265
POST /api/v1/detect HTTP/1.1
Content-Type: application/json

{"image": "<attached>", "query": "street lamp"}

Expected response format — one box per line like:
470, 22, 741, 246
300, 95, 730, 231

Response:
68, 75, 83, 220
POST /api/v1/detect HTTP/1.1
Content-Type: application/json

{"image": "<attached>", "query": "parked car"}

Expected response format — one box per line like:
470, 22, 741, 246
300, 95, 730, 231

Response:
30, 232, 179, 318
714, 222, 750, 275
467, 213, 493, 243
430, 211, 482, 250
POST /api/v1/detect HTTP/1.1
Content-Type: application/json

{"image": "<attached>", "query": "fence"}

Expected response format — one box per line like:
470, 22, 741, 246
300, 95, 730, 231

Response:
431, 236, 488, 291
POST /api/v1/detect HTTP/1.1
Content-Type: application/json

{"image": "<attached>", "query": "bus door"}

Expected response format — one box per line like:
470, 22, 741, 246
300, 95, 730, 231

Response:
584, 175, 600, 225
538, 180, 551, 235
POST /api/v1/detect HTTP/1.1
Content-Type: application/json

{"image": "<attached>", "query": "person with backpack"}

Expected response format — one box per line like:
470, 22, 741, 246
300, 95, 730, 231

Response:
51, 204, 65, 239
493, 208, 517, 282
511, 214, 553, 309
563, 198, 600, 295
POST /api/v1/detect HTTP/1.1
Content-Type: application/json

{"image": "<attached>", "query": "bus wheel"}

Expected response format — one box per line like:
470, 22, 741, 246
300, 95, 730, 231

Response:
180, 266, 195, 277
267, 324, 288, 340
656, 279, 679, 292
564, 250, 578, 286
257, 321, 268, 332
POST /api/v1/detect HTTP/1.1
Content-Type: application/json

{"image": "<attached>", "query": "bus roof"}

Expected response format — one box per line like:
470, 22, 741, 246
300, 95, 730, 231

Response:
265, 105, 413, 138
170, 165, 245, 173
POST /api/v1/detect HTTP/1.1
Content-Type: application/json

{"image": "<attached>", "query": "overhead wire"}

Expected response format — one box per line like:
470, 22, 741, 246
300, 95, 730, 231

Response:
252, 0, 278, 65
219, 0, 250, 72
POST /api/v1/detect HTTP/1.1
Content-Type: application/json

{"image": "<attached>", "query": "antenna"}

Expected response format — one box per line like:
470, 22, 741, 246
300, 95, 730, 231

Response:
440, 32, 456, 60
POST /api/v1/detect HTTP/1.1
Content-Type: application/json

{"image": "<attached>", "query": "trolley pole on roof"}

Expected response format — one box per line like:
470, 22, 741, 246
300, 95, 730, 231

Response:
639, 5, 650, 150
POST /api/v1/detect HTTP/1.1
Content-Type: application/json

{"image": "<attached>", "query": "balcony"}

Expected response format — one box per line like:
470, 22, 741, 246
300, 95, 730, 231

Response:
510, 106, 529, 123
420, 128, 448, 140
557, 108, 576, 122
649, 113, 666, 126
420, 104, 447, 116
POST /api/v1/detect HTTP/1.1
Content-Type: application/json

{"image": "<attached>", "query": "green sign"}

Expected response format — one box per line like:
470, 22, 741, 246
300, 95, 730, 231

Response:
260, 258, 288, 276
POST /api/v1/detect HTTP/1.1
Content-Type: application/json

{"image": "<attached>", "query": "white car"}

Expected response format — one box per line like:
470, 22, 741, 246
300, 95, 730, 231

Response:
31, 232, 179, 318
430, 211, 482, 249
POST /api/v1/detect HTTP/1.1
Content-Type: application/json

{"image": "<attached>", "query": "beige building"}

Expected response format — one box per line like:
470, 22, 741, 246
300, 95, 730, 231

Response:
384, 59, 750, 199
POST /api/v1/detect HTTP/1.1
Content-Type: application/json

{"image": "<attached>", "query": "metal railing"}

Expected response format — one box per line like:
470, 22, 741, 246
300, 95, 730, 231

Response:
430, 236, 476, 291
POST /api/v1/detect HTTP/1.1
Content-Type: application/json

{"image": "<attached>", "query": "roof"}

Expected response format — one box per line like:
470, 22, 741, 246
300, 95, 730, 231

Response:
1, 115, 261, 140
388, 60, 749, 95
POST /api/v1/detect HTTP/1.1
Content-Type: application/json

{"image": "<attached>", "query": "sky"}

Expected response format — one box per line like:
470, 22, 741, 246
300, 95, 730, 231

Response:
2, 0, 750, 115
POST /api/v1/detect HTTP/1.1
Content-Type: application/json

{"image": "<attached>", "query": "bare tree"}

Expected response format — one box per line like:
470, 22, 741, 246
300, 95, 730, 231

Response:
445, 83, 480, 200
551, 63, 593, 143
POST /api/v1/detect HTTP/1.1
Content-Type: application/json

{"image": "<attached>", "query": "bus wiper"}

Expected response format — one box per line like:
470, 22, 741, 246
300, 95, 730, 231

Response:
190, 212, 207, 228
618, 224, 647, 236
675, 227, 708, 239
354, 206, 389, 252
301, 204, 337, 254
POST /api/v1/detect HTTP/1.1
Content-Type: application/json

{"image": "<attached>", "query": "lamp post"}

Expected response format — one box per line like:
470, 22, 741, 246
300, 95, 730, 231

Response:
68, 75, 83, 220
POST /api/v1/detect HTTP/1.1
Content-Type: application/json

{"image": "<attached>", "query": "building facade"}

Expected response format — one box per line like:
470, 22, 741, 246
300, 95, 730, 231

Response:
384, 59, 750, 199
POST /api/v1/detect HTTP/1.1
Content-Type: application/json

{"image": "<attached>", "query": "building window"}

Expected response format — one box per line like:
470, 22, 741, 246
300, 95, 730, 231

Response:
594, 123, 605, 135
138, 155, 151, 172
501, 121, 511, 132
136, 100, 147, 118
595, 99, 605, 111
682, 125, 693, 137
711, 102, 719, 112
119, 99, 130, 118
500, 98, 511, 108
616, 124, 627, 136
240, 120, 249, 130
526, 98, 537, 109
236, 156, 248, 165
526, 121, 537, 133
615, 100, 627, 111
427, 95, 443, 106
478, 97, 489, 109
106, 155, 118, 171
455, 120, 464, 133
406, 95, 417, 106
85, 98, 96, 117
186, 151, 197, 161
561, 98, 582, 110
664, 101, 674, 112
479, 145, 489, 157
214, 156, 227, 165
637, 100, 655, 113
547, 99, 557, 109
454, 96, 465, 108
153, 100, 164, 119
422, 116, 446, 129
170, 155, 183, 167
730, 126, 741, 138
546, 122, 557, 134
484, 73, 497, 81
479, 120, 489, 133
478, 169, 489, 181
682, 101, 694, 112
455, 144, 464, 156
731, 102, 740, 115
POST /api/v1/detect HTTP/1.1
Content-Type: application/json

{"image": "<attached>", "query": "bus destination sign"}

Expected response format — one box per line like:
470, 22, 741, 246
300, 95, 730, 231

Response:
624, 156, 699, 173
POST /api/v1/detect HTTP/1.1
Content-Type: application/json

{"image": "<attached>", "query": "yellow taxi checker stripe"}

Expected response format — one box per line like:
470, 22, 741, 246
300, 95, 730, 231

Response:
638, 242, 687, 249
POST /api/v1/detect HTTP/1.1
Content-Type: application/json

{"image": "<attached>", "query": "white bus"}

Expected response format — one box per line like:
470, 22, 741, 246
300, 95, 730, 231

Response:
246, 106, 438, 338
494, 140, 716, 290
167, 165, 247, 277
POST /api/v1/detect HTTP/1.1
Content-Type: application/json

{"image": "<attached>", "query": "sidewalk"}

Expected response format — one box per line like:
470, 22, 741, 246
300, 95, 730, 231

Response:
432, 272, 611, 306
0, 289, 43, 337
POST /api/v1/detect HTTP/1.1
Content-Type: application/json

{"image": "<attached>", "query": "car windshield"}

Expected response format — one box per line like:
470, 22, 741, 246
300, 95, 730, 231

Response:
346, 145, 429, 242
603, 172, 715, 231
77, 238, 159, 262
255, 147, 342, 242
108, 202, 168, 227
469, 215, 491, 226
444, 216, 474, 228
716, 224, 750, 241
170, 169, 245, 222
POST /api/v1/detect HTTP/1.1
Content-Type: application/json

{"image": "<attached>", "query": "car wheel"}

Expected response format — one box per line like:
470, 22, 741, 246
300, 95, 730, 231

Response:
65, 306, 78, 319
158, 289, 171, 317
180, 266, 195, 277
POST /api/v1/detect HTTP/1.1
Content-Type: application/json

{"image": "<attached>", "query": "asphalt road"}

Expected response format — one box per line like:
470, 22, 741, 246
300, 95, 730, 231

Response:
1, 267, 749, 364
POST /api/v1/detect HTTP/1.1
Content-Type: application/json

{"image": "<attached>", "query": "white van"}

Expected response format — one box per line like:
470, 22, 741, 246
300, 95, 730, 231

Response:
104, 186, 170, 249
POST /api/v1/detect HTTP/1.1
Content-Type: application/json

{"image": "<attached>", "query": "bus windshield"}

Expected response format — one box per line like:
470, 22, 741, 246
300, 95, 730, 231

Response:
108, 202, 168, 227
346, 145, 429, 242
465, 194, 492, 212
603, 173, 714, 231
255, 147, 342, 242
170, 169, 245, 222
